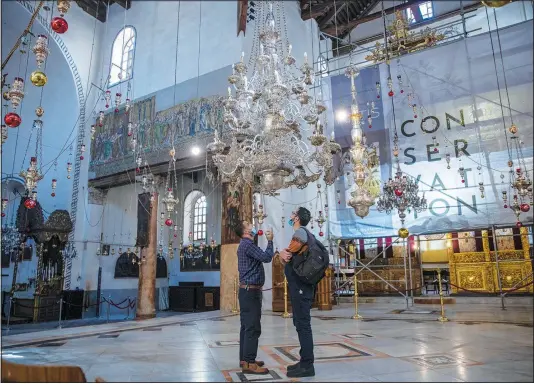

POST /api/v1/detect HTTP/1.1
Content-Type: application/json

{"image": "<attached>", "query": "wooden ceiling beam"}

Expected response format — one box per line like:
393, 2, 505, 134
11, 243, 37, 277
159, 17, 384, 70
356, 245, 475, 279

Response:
112, 0, 131, 10
322, 0, 421, 36
75, 0, 107, 22
318, 1, 347, 29
301, 2, 332, 21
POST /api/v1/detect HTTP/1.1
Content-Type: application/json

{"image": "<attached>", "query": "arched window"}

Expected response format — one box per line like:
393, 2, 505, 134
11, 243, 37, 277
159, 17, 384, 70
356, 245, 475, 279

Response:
317, 54, 328, 78
193, 195, 207, 241
109, 26, 136, 87
183, 190, 207, 243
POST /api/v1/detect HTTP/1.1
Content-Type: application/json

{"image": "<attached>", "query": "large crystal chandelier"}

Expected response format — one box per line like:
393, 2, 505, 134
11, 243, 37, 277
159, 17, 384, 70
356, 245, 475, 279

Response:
207, 1, 337, 194
343, 65, 380, 218
376, 130, 427, 237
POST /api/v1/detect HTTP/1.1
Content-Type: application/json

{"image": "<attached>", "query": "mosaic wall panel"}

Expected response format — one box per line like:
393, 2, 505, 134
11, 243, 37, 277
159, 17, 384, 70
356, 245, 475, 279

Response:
89, 96, 225, 178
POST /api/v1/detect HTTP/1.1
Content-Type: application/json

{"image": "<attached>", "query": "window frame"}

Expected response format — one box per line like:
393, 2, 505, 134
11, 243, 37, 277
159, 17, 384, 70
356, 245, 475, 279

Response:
317, 54, 329, 78
405, 1, 434, 25
192, 195, 207, 242
108, 26, 137, 88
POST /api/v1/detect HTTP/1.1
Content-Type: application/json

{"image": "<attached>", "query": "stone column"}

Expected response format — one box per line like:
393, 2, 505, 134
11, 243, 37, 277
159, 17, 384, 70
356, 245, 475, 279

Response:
220, 183, 252, 312
136, 192, 158, 320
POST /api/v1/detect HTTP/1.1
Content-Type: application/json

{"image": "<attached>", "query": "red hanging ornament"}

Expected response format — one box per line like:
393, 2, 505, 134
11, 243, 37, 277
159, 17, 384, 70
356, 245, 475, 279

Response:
520, 203, 530, 212
394, 189, 403, 197
51, 17, 68, 34
319, 231, 324, 237
165, 218, 173, 227
4, 112, 21, 128
51, 192, 56, 197
257, 229, 264, 236
516, 221, 523, 228
504, 204, 508, 208
24, 198, 37, 209
388, 90, 394, 97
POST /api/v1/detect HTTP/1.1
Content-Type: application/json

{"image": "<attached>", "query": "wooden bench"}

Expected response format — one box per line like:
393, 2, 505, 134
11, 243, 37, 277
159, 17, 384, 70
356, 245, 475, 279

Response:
1, 359, 105, 382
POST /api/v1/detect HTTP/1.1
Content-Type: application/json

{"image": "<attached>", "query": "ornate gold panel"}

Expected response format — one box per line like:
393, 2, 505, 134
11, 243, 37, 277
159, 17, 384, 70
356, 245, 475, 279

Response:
457, 268, 486, 291
496, 262, 533, 292
489, 250, 523, 262
451, 252, 486, 263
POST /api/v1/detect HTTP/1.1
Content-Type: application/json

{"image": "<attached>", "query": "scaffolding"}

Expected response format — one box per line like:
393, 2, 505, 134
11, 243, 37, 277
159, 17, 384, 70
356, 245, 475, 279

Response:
327, 223, 533, 309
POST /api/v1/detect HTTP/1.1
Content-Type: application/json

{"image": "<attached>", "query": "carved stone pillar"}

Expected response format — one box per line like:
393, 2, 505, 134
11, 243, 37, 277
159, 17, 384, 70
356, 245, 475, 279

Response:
136, 192, 158, 320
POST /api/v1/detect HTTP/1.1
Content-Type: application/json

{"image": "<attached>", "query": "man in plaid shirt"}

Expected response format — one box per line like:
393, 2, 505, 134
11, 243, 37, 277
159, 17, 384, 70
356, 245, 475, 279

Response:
235, 220, 274, 375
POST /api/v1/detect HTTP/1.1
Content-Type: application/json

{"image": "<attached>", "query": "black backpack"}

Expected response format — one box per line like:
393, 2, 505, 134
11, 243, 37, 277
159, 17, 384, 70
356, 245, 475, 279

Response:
292, 228, 330, 285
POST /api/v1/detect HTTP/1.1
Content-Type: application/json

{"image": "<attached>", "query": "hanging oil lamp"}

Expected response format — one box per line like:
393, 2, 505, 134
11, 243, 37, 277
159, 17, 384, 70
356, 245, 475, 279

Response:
66, 161, 72, 179
90, 124, 96, 140
104, 90, 111, 108
188, 231, 193, 242
458, 166, 465, 184
127, 121, 133, 136
387, 76, 394, 97
32, 35, 49, 68
478, 181, 485, 199
375, 81, 381, 99
114, 93, 121, 113
316, 210, 326, 237
8, 77, 24, 110
412, 104, 418, 119
445, 153, 451, 169
20, 157, 43, 192
80, 144, 86, 160
1, 124, 7, 144
210, 236, 216, 249
98, 111, 104, 127
432, 136, 438, 152
397, 74, 404, 94
51, 179, 57, 197
125, 98, 131, 112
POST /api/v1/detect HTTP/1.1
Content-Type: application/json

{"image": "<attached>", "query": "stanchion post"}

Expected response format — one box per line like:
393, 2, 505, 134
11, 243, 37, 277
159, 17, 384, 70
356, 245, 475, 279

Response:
351, 272, 362, 320
491, 225, 506, 310
232, 277, 239, 315
98, 294, 103, 319
58, 298, 63, 329
125, 296, 130, 320
107, 295, 111, 323
6, 296, 13, 332
436, 268, 448, 322
281, 277, 291, 318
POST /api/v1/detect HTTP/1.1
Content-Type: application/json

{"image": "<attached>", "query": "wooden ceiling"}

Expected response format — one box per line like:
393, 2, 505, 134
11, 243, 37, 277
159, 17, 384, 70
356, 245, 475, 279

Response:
300, 0, 381, 38
75, 0, 131, 23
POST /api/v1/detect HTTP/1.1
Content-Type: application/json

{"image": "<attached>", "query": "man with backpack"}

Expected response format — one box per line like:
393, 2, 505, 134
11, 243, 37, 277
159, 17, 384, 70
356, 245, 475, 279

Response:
279, 207, 329, 378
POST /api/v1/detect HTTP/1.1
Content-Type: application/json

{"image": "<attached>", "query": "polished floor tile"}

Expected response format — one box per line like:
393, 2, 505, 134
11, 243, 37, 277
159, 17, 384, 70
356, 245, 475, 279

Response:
1, 302, 532, 382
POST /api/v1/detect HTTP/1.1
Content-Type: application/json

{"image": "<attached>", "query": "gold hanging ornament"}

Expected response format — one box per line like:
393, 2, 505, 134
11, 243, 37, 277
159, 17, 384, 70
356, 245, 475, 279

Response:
30, 71, 48, 87
481, 0, 512, 7
35, 106, 44, 117
57, 0, 71, 16
398, 227, 410, 238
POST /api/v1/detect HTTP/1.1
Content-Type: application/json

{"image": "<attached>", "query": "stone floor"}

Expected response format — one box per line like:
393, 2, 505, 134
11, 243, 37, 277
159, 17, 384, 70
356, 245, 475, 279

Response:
1, 302, 533, 382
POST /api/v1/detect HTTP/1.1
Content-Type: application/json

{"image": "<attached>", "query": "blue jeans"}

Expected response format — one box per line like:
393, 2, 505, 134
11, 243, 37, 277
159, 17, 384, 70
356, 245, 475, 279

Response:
288, 279, 315, 368
239, 288, 262, 363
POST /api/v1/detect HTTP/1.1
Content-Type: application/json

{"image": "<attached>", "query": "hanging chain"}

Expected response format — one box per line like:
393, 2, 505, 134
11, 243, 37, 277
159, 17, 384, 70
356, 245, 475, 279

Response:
1, 0, 45, 71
